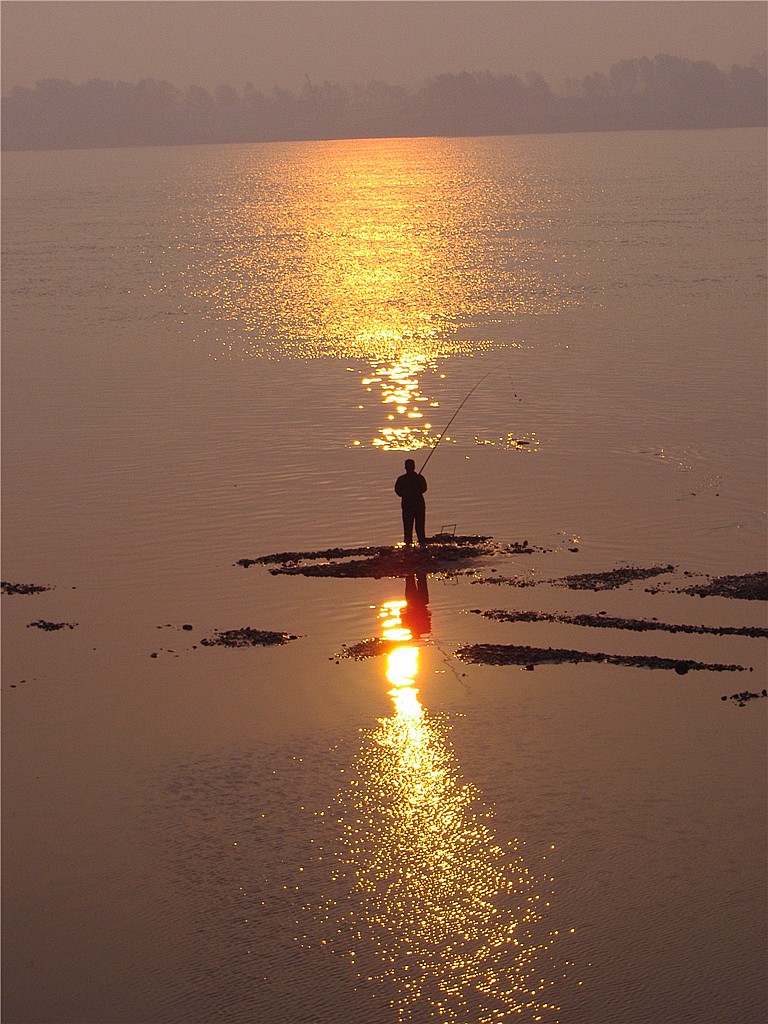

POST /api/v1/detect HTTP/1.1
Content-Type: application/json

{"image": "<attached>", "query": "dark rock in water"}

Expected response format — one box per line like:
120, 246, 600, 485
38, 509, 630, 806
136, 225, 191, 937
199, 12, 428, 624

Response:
2, 581, 53, 595
200, 627, 300, 648
455, 642, 745, 673
27, 619, 77, 631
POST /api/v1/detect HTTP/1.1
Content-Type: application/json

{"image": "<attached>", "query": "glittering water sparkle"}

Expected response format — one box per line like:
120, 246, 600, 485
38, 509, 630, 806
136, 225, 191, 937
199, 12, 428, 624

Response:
301, 597, 574, 1021
177, 137, 567, 451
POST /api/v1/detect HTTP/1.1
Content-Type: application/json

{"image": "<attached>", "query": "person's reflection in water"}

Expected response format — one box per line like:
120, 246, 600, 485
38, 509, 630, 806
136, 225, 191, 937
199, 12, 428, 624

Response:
400, 574, 431, 639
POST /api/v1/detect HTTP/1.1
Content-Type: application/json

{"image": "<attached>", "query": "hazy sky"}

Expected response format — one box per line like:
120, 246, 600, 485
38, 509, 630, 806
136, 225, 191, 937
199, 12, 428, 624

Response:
2, 1, 766, 95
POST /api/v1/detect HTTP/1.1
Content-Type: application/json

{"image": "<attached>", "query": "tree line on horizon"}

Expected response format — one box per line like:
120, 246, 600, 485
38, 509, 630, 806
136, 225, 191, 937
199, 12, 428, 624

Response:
2, 53, 766, 151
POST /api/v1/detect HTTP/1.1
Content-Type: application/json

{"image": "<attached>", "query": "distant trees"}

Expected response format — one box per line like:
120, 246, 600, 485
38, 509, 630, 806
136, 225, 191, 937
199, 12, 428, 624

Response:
561, 53, 767, 131
413, 71, 556, 136
2, 53, 765, 151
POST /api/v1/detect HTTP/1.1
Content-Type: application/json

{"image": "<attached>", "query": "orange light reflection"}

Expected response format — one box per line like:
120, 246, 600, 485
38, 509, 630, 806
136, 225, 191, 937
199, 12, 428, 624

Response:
380, 599, 423, 719
178, 138, 570, 447
306, 588, 571, 1021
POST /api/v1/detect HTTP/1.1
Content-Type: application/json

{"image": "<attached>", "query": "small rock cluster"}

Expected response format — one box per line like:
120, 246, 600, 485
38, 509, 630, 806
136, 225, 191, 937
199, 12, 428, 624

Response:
200, 627, 300, 648
722, 689, 768, 707
2, 581, 52, 595
26, 619, 77, 631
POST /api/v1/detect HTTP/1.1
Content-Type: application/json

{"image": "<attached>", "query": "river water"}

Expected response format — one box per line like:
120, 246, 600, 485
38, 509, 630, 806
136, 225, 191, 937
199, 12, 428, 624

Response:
2, 128, 766, 1023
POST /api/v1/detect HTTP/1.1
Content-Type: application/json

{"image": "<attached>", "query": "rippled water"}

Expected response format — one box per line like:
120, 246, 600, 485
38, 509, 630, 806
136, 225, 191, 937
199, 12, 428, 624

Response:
2, 129, 766, 1023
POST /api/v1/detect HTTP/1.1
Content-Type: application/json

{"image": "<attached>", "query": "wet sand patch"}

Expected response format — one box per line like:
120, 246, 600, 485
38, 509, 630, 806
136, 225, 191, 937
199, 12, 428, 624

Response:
2, 581, 53, 595
455, 643, 747, 673
200, 627, 301, 648
470, 608, 768, 639
239, 536, 537, 579
27, 619, 77, 631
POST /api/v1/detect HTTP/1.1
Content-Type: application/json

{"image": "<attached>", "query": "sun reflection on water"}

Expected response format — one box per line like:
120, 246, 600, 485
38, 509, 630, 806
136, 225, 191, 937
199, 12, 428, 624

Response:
177, 138, 570, 449
360, 356, 442, 451
305, 587, 570, 1021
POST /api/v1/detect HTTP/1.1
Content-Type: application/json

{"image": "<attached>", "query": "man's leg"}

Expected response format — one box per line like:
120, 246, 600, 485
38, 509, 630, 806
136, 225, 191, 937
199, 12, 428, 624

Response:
415, 504, 426, 546
402, 508, 415, 546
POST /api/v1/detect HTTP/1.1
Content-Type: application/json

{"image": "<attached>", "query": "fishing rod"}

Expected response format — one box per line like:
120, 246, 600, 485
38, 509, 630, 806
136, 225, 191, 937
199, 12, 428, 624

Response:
418, 371, 492, 474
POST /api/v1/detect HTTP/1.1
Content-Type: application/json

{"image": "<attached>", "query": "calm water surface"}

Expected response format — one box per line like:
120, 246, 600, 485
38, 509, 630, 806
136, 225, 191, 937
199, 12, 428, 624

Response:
2, 129, 766, 1023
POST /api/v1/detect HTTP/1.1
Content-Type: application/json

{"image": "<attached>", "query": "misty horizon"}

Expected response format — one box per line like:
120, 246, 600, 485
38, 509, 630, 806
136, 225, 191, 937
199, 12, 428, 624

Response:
3, 2, 766, 95
3, 50, 766, 152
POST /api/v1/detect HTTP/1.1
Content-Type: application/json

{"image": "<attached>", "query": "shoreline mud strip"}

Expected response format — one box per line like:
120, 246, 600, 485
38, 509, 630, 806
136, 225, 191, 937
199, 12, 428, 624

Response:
455, 643, 748, 673
470, 608, 768, 639
237, 536, 539, 579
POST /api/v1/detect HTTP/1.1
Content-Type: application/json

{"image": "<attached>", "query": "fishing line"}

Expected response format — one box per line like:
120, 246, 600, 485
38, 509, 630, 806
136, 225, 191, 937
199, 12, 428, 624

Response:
432, 640, 472, 692
418, 371, 493, 474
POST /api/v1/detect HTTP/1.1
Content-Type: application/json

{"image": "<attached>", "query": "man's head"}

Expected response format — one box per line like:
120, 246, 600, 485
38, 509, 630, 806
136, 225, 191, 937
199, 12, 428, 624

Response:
404, 458, 415, 472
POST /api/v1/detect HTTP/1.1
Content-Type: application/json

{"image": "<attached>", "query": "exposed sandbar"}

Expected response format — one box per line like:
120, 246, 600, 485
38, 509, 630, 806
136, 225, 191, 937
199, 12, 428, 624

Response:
456, 642, 746, 673
238, 536, 535, 579
471, 565, 768, 601
472, 565, 677, 591
470, 608, 768, 639
675, 572, 767, 601
553, 565, 676, 590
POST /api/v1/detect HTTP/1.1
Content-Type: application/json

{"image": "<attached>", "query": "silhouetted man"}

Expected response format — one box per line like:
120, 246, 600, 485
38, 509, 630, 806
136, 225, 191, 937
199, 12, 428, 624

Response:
395, 458, 427, 546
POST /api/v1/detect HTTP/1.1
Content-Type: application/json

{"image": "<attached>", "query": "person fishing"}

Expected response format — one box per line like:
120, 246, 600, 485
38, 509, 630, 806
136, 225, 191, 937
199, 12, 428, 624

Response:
394, 458, 427, 547
393, 371, 492, 548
